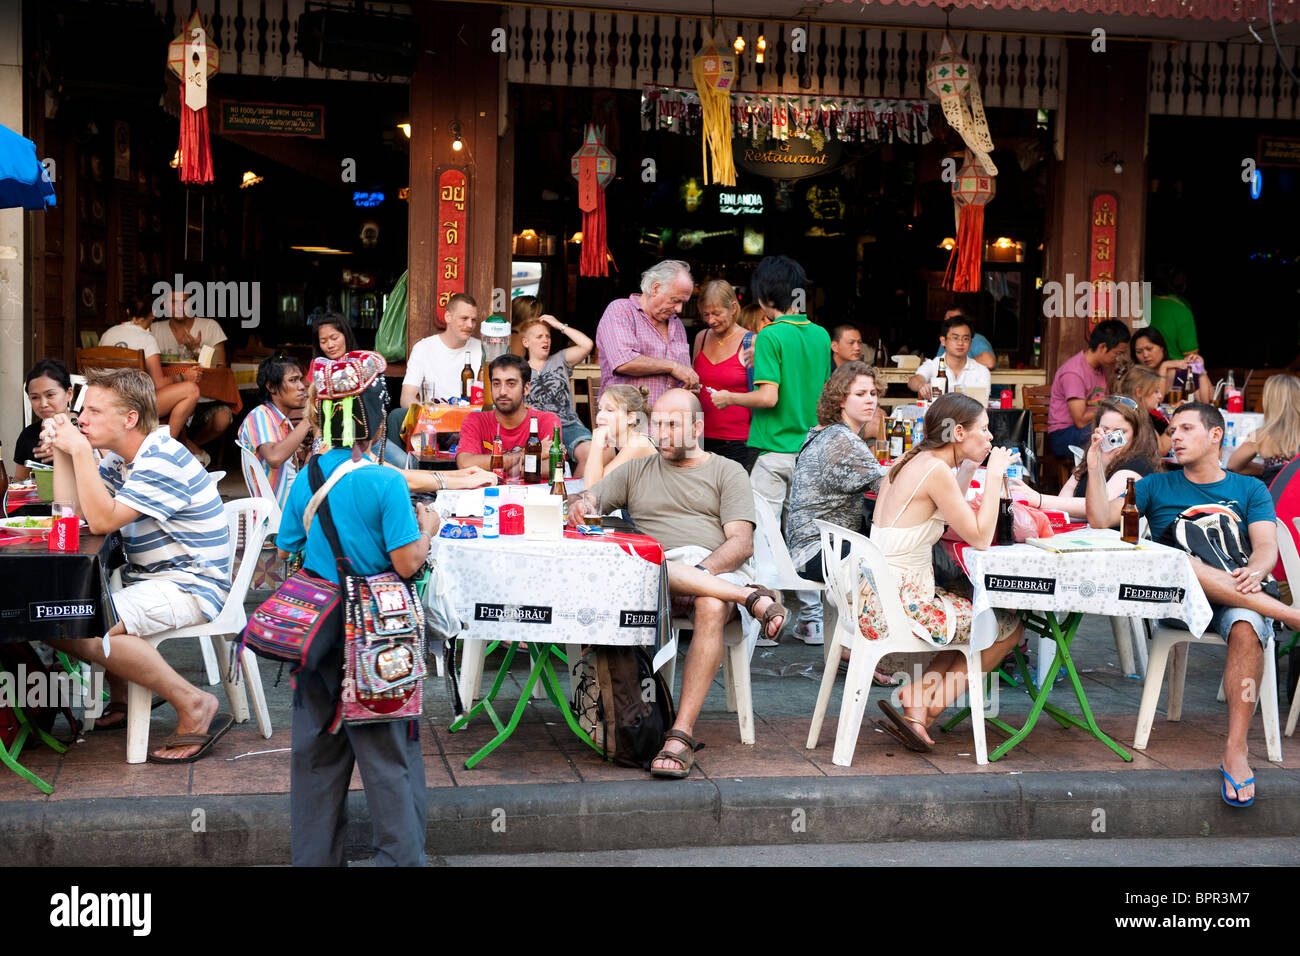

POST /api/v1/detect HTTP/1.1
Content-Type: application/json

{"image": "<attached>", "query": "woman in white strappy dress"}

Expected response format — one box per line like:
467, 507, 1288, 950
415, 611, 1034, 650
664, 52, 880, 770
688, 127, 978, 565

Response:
864, 393, 1024, 751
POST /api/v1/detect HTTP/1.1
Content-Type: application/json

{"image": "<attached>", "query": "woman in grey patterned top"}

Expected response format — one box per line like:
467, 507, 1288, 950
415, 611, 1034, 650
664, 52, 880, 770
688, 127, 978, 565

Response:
785, 362, 887, 647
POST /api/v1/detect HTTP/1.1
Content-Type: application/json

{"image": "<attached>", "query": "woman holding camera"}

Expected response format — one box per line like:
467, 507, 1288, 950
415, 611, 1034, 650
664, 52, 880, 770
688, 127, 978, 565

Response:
1009, 394, 1161, 518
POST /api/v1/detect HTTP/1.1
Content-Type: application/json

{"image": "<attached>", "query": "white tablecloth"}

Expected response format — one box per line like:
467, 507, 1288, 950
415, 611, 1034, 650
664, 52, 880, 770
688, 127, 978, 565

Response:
437, 533, 662, 647
964, 534, 1213, 651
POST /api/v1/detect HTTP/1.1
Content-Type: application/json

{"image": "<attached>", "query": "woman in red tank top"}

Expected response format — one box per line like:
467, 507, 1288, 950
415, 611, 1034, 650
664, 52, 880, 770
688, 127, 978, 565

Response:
692, 280, 757, 472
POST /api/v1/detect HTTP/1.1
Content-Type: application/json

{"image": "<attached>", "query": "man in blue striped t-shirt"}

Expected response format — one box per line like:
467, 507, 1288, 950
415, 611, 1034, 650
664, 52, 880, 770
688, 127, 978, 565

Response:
46, 368, 233, 763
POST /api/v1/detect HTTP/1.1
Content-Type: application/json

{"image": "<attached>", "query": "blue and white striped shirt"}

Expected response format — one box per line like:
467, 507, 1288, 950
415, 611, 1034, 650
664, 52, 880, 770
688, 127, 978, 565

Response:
99, 428, 231, 621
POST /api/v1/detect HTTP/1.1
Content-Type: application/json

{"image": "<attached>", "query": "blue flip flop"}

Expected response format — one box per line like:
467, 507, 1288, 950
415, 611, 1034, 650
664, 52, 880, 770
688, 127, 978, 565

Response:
1218, 764, 1255, 808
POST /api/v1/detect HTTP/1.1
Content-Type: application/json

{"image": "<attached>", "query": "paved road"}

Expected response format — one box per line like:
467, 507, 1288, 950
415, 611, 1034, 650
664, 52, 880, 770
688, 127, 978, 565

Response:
426, 837, 1300, 867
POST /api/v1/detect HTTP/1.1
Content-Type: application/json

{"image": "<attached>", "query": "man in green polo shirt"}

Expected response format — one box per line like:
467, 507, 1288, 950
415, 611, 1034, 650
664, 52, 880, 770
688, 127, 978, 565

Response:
710, 255, 830, 644
1148, 263, 1199, 361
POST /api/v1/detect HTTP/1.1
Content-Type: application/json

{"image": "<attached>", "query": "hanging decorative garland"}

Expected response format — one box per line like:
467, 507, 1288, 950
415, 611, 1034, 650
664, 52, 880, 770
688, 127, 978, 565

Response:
167, 9, 219, 185
570, 125, 616, 278
690, 33, 737, 186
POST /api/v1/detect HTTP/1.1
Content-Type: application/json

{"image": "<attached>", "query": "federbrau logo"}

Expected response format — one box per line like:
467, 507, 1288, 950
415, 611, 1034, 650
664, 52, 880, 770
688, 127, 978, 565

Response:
49, 886, 151, 936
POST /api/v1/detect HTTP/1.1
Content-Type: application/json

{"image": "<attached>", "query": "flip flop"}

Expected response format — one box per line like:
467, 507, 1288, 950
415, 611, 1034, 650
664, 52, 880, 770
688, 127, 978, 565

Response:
1218, 764, 1255, 808
876, 700, 933, 753
146, 712, 235, 764
89, 701, 128, 732
649, 729, 698, 779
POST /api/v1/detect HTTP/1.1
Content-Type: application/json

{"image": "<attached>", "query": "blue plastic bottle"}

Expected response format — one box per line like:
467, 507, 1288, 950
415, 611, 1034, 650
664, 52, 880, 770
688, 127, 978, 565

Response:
483, 487, 500, 538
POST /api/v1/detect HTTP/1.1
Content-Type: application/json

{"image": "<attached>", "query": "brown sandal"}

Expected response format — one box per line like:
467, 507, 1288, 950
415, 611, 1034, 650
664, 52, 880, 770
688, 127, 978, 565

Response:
650, 729, 697, 779
876, 700, 933, 753
744, 585, 788, 642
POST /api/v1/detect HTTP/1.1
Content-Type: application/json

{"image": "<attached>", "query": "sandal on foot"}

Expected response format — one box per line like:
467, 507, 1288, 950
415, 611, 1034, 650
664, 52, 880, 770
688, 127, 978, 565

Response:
90, 701, 128, 732
1218, 764, 1255, 808
650, 729, 698, 779
876, 700, 933, 753
146, 713, 234, 764
744, 585, 788, 643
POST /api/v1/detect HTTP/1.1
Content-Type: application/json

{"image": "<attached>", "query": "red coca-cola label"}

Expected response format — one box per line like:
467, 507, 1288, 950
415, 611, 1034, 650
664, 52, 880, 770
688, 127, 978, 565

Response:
48, 515, 79, 552
499, 503, 525, 535
470, 383, 484, 406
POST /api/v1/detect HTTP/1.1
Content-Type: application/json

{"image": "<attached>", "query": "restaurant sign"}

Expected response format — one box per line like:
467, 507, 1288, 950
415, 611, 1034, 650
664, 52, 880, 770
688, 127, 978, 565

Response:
220, 102, 325, 138
735, 137, 843, 180
436, 168, 468, 311
1259, 136, 1300, 167
1087, 193, 1118, 331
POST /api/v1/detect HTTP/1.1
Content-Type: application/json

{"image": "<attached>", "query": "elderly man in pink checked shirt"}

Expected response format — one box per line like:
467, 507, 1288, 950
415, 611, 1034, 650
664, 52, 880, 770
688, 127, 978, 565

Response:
595, 260, 700, 410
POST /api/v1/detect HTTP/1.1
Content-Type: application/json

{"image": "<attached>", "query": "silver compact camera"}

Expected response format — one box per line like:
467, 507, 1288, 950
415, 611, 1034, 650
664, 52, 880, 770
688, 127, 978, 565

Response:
1102, 429, 1128, 450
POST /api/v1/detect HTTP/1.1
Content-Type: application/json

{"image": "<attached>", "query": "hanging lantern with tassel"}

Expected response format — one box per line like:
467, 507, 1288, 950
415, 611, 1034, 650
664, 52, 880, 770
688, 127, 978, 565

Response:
925, 34, 997, 177
570, 125, 616, 278
691, 32, 736, 186
167, 9, 219, 185
944, 152, 995, 293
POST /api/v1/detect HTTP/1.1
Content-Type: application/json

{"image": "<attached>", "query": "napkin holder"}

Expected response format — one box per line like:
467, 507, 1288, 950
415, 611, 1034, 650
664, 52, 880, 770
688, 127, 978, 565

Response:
524, 495, 563, 540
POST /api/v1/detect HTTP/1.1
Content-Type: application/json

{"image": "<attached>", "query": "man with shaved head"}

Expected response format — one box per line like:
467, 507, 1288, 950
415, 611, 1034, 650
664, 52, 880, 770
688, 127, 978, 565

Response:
569, 389, 786, 778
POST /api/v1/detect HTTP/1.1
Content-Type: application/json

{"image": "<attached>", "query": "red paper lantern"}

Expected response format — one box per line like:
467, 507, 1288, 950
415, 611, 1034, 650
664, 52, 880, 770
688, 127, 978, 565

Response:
570, 125, 616, 278
944, 153, 995, 293
167, 10, 219, 185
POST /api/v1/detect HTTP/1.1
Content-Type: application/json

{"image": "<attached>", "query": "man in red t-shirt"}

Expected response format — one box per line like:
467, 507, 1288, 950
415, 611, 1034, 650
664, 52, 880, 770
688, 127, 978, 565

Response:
456, 353, 561, 481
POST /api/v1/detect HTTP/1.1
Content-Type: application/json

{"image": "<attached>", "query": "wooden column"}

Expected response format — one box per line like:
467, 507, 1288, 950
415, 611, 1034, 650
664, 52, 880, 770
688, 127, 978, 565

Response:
1043, 40, 1150, 374
407, 2, 505, 346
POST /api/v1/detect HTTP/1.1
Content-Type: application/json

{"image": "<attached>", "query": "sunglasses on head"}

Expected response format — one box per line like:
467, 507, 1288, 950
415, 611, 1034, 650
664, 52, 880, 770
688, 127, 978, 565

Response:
1107, 394, 1139, 411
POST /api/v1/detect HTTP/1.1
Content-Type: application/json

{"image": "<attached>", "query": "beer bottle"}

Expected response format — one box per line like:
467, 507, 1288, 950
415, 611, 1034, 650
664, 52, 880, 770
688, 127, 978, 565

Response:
888, 417, 904, 460
996, 476, 1017, 547
902, 417, 913, 454
1121, 476, 1140, 543
523, 418, 542, 484
932, 355, 949, 397
490, 436, 505, 482
460, 352, 474, 400
480, 348, 493, 413
548, 425, 563, 487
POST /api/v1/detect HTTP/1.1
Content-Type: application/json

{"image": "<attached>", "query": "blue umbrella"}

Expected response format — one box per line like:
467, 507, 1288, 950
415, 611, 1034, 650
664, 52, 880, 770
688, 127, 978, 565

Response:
0, 122, 55, 210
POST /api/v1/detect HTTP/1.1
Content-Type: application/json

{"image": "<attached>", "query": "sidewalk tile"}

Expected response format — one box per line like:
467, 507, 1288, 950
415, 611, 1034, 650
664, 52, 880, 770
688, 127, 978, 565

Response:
424, 759, 456, 790
48, 761, 192, 801
448, 749, 581, 786
804, 722, 946, 775
0, 746, 63, 801
1018, 736, 1166, 772
433, 721, 557, 754
192, 751, 292, 795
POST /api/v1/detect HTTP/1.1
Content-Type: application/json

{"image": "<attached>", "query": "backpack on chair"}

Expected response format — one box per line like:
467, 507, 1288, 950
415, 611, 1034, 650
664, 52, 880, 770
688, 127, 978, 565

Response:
570, 646, 674, 769
1167, 503, 1281, 600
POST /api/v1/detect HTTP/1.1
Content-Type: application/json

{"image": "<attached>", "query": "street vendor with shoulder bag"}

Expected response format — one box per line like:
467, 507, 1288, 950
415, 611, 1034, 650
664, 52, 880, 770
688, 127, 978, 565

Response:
275, 350, 438, 867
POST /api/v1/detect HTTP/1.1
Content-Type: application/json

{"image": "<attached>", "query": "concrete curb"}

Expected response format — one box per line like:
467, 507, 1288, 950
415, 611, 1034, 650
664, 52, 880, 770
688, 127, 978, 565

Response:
5, 769, 1298, 865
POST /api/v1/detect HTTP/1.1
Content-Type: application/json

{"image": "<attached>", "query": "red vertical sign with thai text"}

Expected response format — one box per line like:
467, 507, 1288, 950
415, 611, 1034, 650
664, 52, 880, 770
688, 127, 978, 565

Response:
1089, 193, 1117, 331
436, 168, 468, 315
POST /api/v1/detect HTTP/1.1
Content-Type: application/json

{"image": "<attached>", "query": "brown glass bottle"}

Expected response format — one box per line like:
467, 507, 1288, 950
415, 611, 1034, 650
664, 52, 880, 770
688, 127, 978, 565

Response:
888, 417, 905, 460
480, 355, 494, 410
995, 478, 1016, 546
1121, 476, 1140, 543
490, 436, 505, 482
459, 352, 474, 400
523, 418, 542, 484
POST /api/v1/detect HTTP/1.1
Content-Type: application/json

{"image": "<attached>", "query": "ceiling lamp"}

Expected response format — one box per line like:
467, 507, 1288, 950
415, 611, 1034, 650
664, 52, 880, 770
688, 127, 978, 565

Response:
938, 237, 956, 251
450, 119, 463, 152
239, 170, 263, 189
398, 123, 411, 138
169, 149, 181, 169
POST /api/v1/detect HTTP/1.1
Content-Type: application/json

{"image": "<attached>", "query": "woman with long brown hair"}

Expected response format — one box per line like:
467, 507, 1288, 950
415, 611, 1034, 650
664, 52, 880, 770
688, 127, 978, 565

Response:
863, 393, 1025, 752
1119, 364, 1172, 456
1011, 394, 1161, 517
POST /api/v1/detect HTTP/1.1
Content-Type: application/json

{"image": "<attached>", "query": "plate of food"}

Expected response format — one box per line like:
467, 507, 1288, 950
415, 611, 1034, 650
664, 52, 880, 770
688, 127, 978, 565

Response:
8, 481, 36, 492
0, 515, 55, 536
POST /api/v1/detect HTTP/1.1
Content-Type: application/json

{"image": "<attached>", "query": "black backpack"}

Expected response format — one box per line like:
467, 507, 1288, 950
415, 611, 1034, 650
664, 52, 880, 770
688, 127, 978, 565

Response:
571, 646, 675, 769
1167, 503, 1281, 600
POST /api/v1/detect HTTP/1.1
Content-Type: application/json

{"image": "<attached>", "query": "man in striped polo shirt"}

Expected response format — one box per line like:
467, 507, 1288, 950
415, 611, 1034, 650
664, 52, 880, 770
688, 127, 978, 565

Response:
46, 368, 233, 763
236, 355, 310, 510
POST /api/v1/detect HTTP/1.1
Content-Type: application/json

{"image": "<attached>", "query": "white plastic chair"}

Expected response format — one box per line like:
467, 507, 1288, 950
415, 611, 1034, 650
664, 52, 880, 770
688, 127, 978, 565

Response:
238, 445, 283, 534
121, 497, 276, 764
21, 374, 87, 428
752, 492, 825, 648
1132, 517, 1287, 764
807, 519, 991, 766
653, 612, 759, 745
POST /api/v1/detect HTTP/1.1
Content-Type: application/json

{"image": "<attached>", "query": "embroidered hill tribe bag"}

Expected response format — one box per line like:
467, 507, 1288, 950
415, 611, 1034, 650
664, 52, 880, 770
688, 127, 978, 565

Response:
1167, 502, 1281, 600
302, 468, 426, 728
239, 458, 367, 668
571, 646, 674, 769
